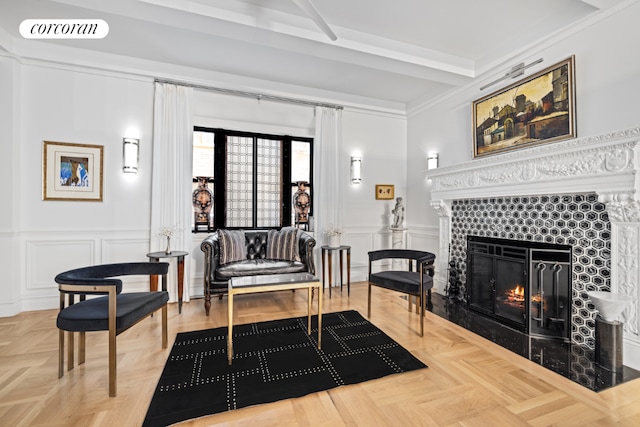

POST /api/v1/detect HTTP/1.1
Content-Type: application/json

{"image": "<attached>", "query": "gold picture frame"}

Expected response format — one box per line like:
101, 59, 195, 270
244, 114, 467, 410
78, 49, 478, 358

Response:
43, 141, 104, 201
472, 56, 576, 158
375, 184, 394, 200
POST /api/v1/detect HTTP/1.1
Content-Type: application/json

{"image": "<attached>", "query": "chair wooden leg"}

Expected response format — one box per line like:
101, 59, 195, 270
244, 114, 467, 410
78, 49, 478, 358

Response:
58, 292, 65, 378
67, 331, 74, 371
66, 294, 75, 372
108, 290, 117, 397
79, 332, 85, 365
162, 305, 168, 349
204, 295, 211, 316
367, 282, 372, 318
108, 327, 116, 397
58, 329, 64, 378
420, 292, 424, 337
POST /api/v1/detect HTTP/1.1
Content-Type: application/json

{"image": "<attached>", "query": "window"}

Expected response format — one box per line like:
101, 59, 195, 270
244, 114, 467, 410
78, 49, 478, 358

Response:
192, 127, 313, 231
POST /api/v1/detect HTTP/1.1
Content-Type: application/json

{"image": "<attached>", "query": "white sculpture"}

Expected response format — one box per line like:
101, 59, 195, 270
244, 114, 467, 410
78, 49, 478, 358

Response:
391, 196, 405, 228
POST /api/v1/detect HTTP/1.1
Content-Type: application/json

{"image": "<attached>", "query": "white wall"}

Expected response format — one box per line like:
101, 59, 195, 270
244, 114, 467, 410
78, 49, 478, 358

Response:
0, 61, 157, 316
0, 56, 17, 309
20, 66, 155, 231
342, 109, 409, 278
407, 1, 640, 251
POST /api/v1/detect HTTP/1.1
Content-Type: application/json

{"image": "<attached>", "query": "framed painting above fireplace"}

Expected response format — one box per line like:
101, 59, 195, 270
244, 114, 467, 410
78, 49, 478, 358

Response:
472, 56, 576, 158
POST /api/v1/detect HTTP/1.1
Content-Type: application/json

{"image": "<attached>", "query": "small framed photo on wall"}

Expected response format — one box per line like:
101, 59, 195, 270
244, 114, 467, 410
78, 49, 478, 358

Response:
375, 184, 394, 200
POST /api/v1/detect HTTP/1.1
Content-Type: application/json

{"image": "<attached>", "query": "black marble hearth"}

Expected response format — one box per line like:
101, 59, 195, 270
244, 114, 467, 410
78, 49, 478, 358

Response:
428, 292, 640, 392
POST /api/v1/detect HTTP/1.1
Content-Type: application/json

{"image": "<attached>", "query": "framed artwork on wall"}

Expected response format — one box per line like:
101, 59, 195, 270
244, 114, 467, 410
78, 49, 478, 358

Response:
43, 141, 104, 201
375, 184, 394, 200
472, 56, 576, 158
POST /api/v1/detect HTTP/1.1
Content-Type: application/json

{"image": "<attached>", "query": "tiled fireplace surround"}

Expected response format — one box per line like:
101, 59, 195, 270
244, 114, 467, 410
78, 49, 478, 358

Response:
427, 127, 640, 368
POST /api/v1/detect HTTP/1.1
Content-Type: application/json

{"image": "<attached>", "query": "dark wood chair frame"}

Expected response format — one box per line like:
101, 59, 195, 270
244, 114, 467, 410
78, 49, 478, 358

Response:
368, 249, 436, 336
56, 262, 169, 397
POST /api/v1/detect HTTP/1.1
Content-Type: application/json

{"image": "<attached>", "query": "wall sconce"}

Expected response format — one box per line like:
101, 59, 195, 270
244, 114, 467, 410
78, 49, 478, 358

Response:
427, 153, 439, 170
123, 138, 139, 174
350, 156, 362, 184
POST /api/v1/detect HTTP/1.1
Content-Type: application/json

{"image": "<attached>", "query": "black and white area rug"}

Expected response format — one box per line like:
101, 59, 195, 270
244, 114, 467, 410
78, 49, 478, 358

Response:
143, 310, 426, 427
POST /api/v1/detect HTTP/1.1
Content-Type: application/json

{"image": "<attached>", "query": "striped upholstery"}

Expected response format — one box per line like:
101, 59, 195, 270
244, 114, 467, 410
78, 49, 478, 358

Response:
267, 228, 299, 261
218, 230, 246, 265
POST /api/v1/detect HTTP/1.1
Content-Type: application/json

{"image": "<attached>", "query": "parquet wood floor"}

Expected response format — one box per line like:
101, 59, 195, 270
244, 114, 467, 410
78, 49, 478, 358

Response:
1, 282, 639, 426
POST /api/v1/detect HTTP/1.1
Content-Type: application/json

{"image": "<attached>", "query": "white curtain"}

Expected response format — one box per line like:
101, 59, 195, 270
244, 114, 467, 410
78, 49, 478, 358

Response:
313, 106, 343, 248
150, 83, 193, 303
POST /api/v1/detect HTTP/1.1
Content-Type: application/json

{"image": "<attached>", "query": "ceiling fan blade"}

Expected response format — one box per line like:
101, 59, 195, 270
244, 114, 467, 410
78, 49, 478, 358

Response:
292, 0, 337, 41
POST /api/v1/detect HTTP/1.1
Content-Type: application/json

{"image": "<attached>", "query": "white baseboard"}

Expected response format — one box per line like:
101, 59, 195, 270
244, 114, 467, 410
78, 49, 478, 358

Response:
0, 301, 21, 317
624, 337, 640, 370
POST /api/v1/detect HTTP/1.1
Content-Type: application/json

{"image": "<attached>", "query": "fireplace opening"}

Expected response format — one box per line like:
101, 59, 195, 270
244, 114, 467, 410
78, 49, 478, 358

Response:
467, 235, 571, 341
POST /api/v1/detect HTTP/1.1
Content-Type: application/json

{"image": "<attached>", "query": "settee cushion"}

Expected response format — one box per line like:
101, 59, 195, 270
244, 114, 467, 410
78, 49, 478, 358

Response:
219, 229, 246, 265
215, 259, 308, 281
267, 228, 299, 261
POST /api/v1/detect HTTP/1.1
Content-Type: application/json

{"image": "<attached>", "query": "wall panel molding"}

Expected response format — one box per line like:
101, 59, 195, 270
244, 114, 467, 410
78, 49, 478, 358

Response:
26, 239, 95, 291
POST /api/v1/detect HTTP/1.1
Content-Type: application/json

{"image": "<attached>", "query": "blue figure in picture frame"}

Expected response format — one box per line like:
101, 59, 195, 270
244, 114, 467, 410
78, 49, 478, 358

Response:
60, 156, 89, 187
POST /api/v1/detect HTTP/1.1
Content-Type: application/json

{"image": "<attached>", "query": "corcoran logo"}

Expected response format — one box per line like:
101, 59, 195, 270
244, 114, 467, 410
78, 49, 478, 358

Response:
19, 19, 109, 39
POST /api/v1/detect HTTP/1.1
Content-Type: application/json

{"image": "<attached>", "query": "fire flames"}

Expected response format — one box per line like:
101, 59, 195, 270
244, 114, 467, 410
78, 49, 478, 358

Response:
506, 285, 525, 303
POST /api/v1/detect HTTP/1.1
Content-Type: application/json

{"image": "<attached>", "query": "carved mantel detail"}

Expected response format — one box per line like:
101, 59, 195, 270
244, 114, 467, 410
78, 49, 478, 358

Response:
434, 144, 633, 191
427, 127, 640, 202
599, 192, 640, 336
430, 199, 450, 217
430, 199, 451, 287
599, 192, 640, 223
617, 226, 639, 335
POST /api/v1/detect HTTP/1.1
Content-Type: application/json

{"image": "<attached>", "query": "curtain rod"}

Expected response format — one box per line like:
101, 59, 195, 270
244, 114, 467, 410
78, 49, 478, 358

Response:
154, 78, 343, 110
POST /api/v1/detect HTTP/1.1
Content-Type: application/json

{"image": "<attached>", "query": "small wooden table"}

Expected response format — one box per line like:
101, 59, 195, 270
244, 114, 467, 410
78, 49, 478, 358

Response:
146, 251, 188, 314
321, 245, 351, 297
227, 273, 322, 365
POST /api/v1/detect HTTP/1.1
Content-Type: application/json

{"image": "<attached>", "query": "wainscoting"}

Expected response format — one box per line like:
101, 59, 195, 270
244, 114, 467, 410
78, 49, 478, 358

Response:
1, 225, 440, 317
0, 230, 205, 317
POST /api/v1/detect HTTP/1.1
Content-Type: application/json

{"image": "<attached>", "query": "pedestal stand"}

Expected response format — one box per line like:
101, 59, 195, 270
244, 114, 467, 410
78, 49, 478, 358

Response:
595, 315, 623, 372
390, 227, 407, 270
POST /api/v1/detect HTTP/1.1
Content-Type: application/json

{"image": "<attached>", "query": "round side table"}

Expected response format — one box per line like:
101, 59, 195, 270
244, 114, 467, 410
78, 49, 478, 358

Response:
146, 251, 189, 314
320, 245, 351, 298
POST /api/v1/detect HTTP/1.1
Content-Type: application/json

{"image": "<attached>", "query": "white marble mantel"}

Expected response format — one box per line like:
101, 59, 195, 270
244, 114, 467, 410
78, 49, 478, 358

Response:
428, 127, 640, 202
426, 127, 640, 362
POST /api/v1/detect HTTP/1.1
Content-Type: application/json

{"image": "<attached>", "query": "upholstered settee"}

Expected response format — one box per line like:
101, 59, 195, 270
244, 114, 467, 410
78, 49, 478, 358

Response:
200, 228, 316, 315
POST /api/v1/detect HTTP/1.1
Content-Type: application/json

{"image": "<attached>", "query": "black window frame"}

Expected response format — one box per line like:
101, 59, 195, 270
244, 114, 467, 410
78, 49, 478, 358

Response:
193, 126, 314, 231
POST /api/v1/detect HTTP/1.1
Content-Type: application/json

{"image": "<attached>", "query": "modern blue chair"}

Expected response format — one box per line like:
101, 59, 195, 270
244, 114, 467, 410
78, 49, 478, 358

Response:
55, 262, 170, 397
368, 249, 436, 336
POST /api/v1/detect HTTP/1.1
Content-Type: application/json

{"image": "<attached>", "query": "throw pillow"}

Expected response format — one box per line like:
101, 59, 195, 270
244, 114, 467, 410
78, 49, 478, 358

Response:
280, 226, 302, 261
218, 229, 246, 265
281, 226, 302, 262
267, 228, 299, 261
